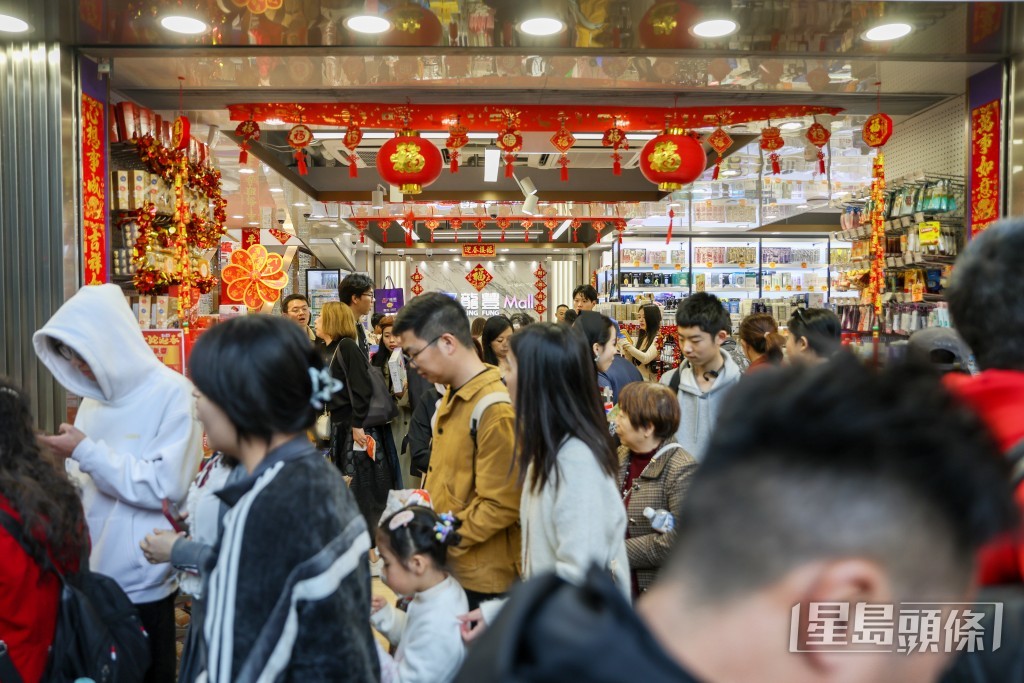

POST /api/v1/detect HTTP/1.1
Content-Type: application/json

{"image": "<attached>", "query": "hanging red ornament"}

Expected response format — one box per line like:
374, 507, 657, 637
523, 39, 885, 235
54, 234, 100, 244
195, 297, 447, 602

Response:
534, 264, 547, 279
638, 0, 700, 50
602, 124, 629, 176
411, 282, 424, 296
615, 219, 627, 244
592, 220, 606, 240
497, 116, 523, 178
665, 208, 675, 245
706, 126, 733, 180
410, 266, 424, 284
450, 217, 462, 242
171, 115, 191, 151
497, 217, 510, 242
381, 1, 443, 46
521, 219, 533, 242
445, 119, 468, 173
235, 118, 260, 164
862, 113, 893, 148
545, 217, 559, 241
425, 218, 440, 242
474, 218, 486, 243
551, 114, 576, 182
806, 121, 830, 175
343, 122, 363, 177
639, 127, 707, 191
377, 129, 443, 195
571, 218, 582, 242
354, 218, 368, 244
378, 219, 391, 241
402, 212, 416, 247
287, 124, 313, 175
760, 124, 784, 175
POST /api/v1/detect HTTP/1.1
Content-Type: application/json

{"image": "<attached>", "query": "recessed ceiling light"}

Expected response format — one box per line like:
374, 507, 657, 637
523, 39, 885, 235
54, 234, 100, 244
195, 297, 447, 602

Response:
780, 121, 803, 131
448, 249, 458, 253
518, 17, 564, 36
160, 15, 208, 35
344, 14, 391, 34
232, 215, 244, 219
862, 22, 912, 42
0, 13, 30, 33
293, 202, 305, 207
248, 221, 259, 226
720, 169, 740, 177
238, 168, 255, 174
797, 204, 809, 208
501, 248, 509, 252
270, 188, 283, 193
772, 232, 781, 235
691, 19, 738, 38
328, 223, 338, 227
265, 118, 284, 126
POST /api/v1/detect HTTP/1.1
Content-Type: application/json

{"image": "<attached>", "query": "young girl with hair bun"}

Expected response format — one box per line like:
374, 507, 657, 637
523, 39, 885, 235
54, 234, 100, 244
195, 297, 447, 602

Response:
738, 313, 787, 373
372, 505, 469, 683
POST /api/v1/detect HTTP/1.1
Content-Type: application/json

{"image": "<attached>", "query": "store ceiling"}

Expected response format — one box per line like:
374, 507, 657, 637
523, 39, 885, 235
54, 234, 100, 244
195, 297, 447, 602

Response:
56, 0, 1023, 247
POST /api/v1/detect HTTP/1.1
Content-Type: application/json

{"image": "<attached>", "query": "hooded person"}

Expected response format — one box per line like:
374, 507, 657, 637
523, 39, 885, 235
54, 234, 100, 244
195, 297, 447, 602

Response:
33, 284, 203, 683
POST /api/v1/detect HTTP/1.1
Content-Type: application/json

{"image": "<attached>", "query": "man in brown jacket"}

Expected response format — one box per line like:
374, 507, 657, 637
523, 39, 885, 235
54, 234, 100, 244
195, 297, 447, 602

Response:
394, 293, 522, 609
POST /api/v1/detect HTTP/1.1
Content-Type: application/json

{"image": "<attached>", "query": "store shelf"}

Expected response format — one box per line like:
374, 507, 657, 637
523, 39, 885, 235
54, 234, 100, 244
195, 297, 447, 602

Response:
761, 264, 828, 270
690, 264, 759, 270
699, 287, 760, 293
619, 266, 687, 271
621, 287, 689, 292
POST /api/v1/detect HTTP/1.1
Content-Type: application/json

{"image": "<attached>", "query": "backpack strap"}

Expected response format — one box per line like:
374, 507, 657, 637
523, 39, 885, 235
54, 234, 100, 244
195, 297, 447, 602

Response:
1006, 438, 1024, 490
470, 392, 513, 446
0, 639, 25, 683
669, 367, 681, 393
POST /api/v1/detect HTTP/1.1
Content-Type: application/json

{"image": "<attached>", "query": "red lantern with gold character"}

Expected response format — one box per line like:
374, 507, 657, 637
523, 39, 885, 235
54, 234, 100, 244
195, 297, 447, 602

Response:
638, 1, 699, 50
172, 115, 190, 151
639, 127, 707, 192
288, 124, 313, 175
760, 125, 784, 175
376, 129, 443, 195
806, 121, 830, 175
497, 123, 523, 179
235, 118, 260, 164
382, 2, 443, 46
602, 125, 628, 176
862, 113, 893, 148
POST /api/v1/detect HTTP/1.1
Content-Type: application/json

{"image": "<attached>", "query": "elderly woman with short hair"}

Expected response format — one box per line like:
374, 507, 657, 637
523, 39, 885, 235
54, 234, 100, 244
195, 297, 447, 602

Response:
614, 382, 698, 597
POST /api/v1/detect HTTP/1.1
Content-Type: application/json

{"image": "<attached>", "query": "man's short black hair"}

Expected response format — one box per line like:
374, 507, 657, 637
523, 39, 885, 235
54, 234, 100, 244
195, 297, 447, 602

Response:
281, 293, 309, 313
556, 304, 569, 312
668, 355, 1016, 603
948, 219, 1024, 371
675, 292, 732, 337
572, 285, 598, 303
392, 292, 473, 348
339, 273, 374, 307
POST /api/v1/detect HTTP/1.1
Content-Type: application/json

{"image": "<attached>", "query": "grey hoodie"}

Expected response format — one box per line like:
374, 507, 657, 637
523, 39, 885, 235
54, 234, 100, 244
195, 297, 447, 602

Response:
33, 284, 203, 602
659, 349, 741, 461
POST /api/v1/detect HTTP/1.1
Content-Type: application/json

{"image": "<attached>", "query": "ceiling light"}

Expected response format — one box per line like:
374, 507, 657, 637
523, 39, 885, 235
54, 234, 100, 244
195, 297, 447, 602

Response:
862, 22, 912, 42
771, 232, 781, 235
780, 121, 803, 131
293, 202, 305, 207
270, 188, 283, 193
518, 17, 564, 36
344, 14, 391, 34
720, 169, 740, 177
797, 204, 809, 209
691, 19, 738, 38
160, 14, 208, 35
248, 221, 259, 226
501, 248, 509, 252
484, 149, 500, 183
519, 176, 538, 196
522, 195, 540, 215
232, 215, 244, 219
371, 189, 384, 210
448, 249, 458, 253
0, 13, 30, 33
238, 167, 255, 174
328, 223, 338, 228
551, 219, 572, 240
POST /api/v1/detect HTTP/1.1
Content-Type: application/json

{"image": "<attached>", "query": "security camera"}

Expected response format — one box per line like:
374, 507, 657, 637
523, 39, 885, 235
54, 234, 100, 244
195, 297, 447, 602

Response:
398, 249, 406, 257
302, 212, 311, 219
426, 249, 434, 257
489, 210, 499, 219
277, 219, 285, 225
374, 245, 383, 255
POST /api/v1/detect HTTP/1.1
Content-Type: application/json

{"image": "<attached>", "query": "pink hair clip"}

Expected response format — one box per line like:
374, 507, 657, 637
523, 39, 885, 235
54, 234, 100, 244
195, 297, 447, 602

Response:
389, 509, 415, 531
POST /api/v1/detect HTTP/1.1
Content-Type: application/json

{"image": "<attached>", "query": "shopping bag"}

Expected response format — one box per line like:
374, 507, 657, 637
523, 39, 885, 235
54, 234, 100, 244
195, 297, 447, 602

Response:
375, 276, 405, 315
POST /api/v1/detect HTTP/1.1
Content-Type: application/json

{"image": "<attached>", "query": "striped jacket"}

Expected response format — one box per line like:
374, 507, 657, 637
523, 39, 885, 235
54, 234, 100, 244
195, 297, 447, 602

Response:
201, 437, 379, 683
616, 443, 698, 593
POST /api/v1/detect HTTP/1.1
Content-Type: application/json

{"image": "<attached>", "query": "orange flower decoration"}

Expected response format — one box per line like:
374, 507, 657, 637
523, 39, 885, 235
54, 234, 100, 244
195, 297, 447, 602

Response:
222, 244, 289, 310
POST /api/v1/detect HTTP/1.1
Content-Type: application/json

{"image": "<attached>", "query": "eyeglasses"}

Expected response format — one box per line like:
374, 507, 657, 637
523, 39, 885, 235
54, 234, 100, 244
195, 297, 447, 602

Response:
792, 307, 807, 326
403, 335, 442, 368
53, 340, 82, 363
362, 291, 375, 300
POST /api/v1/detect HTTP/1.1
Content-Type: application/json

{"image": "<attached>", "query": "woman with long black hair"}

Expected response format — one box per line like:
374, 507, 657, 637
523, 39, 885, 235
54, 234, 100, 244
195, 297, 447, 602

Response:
786, 307, 842, 364
618, 304, 663, 381
481, 315, 513, 378
0, 380, 88, 683
459, 323, 630, 640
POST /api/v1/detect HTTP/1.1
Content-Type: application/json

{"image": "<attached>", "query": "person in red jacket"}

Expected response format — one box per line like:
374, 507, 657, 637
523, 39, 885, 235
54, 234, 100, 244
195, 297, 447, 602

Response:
0, 379, 87, 683
945, 218, 1024, 585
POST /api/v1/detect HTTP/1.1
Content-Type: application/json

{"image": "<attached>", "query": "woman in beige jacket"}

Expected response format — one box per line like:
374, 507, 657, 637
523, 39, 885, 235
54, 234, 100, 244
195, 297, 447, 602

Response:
618, 304, 663, 381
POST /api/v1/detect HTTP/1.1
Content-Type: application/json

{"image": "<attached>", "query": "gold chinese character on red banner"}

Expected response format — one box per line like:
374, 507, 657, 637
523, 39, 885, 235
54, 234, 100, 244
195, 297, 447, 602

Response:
465, 263, 493, 292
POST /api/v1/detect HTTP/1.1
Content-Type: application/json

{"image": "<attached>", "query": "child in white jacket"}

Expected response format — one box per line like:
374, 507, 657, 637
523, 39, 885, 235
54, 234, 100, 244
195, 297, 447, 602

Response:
372, 505, 468, 683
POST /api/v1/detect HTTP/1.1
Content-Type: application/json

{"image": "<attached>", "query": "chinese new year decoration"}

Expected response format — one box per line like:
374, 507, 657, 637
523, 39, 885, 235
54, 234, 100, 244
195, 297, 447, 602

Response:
378, 219, 391, 241
806, 121, 830, 176
545, 217, 559, 241
287, 123, 313, 175
497, 115, 523, 178
551, 114, 576, 182
640, 127, 707, 192
862, 113, 893, 148
465, 263, 493, 292
638, 0, 700, 50
446, 119, 468, 173
496, 217, 510, 242
410, 266, 424, 296
615, 219, 627, 244
665, 208, 675, 245
401, 212, 416, 247
970, 100, 1000, 235
382, 1, 443, 46
450, 217, 462, 242
533, 264, 548, 317
760, 124, 784, 175
355, 218, 368, 244
268, 228, 292, 245
602, 124, 628, 176
377, 129, 443, 195
171, 115, 190, 151
221, 244, 289, 311
592, 221, 606, 240
81, 93, 107, 285
571, 218, 582, 242
862, 110, 893, 338
474, 218, 485, 243
344, 122, 363, 177
235, 118, 260, 164
706, 126, 733, 180
425, 218, 440, 242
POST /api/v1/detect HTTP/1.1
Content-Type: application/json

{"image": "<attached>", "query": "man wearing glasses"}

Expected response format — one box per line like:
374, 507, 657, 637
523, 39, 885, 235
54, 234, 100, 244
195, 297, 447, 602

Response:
32, 284, 203, 683
394, 292, 521, 612
339, 273, 375, 359
281, 293, 317, 344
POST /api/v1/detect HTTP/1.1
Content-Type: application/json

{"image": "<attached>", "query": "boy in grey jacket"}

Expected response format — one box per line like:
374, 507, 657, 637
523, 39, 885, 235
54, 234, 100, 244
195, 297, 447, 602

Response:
660, 293, 742, 460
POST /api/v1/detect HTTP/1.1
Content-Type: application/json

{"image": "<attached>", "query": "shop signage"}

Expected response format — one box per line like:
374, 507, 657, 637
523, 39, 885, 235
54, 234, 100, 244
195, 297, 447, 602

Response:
458, 292, 538, 316
504, 294, 536, 310
463, 244, 496, 258
143, 329, 186, 374
81, 93, 108, 285
970, 100, 1000, 235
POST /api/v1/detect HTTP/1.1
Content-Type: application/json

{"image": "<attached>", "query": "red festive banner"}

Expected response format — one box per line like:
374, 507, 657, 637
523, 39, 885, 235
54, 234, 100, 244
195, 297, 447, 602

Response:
242, 228, 260, 249
143, 329, 186, 375
970, 100, 1001, 235
228, 103, 843, 134
81, 94, 108, 285
242, 172, 259, 224
463, 244, 496, 258
465, 263, 493, 292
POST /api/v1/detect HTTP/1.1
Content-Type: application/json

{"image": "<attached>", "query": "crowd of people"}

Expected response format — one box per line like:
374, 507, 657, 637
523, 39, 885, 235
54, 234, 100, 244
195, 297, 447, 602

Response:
2, 219, 1024, 683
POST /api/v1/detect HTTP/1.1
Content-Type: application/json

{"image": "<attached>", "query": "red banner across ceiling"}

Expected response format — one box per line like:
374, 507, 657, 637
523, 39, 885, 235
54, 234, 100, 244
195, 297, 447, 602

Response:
227, 102, 844, 133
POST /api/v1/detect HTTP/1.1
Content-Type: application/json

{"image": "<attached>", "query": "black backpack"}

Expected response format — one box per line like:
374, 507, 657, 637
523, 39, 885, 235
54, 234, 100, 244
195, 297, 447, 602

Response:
0, 511, 151, 683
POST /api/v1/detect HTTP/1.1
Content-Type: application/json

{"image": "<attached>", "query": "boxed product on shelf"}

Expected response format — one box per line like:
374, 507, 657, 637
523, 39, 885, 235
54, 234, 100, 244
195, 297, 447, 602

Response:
694, 246, 727, 265
621, 248, 647, 264
762, 246, 792, 264
830, 247, 852, 264
695, 273, 706, 292
137, 295, 152, 329
112, 170, 130, 211
725, 246, 756, 265
154, 295, 171, 328
646, 251, 667, 265
792, 248, 820, 265
669, 249, 688, 265
130, 170, 148, 210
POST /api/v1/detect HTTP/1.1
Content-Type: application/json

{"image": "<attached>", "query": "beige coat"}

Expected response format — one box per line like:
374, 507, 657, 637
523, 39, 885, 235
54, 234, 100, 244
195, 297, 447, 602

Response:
424, 366, 522, 594
616, 442, 698, 593
619, 337, 661, 382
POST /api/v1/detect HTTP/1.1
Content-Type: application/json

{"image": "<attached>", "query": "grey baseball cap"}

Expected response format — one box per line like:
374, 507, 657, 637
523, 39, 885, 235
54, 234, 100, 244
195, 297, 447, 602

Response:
907, 327, 973, 372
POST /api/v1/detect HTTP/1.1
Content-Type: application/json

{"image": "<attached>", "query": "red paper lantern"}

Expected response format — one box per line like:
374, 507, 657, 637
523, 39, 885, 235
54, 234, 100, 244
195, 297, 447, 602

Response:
376, 129, 443, 195
639, 127, 707, 192
235, 119, 260, 164
760, 125, 784, 175
382, 2, 443, 46
288, 124, 313, 175
172, 116, 190, 151
862, 113, 893, 148
638, 1, 699, 50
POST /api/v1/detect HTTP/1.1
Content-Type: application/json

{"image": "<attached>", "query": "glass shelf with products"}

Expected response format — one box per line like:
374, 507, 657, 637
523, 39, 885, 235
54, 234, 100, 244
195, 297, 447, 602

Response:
691, 236, 761, 300
759, 236, 831, 299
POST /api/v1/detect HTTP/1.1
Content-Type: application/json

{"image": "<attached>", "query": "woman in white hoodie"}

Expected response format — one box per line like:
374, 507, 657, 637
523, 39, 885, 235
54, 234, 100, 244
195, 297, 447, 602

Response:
33, 284, 203, 683
460, 323, 630, 639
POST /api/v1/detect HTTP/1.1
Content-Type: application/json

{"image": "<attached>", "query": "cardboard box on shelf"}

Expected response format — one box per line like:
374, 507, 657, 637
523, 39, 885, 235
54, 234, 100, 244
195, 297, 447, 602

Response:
113, 170, 130, 211
130, 170, 148, 210
154, 295, 171, 328
137, 295, 152, 330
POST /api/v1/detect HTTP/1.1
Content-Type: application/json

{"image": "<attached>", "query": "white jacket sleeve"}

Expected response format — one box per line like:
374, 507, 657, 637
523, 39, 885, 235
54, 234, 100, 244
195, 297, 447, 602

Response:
390, 611, 465, 683
550, 457, 616, 586
621, 340, 660, 366
72, 408, 202, 510
370, 601, 408, 648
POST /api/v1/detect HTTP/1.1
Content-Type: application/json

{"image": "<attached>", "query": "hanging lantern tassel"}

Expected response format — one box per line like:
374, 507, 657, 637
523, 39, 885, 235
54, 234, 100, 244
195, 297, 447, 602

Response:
615, 219, 626, 244
497, 121, 523, 180
426, 218, 440, 243
344, 122, 363, 178
760, 124, 784, 177
235, 118, 260, 165
571, 218, 582, 243
806, 121, 831, 177
497, 217, 510, 242
706, 126, 733, 181
403, 213, 415, 248
450, 218, 462, 243
546, 218, 558, 241
446, 120, 468, 174
355, 219, 368, 244
521, 220, 533, 242
475, 218, 485, 243
288, 124, 314, 177
551, 115, 576, 182
295, 149, 308, 175
665, 208, 675, 245
602, 125, 628, 176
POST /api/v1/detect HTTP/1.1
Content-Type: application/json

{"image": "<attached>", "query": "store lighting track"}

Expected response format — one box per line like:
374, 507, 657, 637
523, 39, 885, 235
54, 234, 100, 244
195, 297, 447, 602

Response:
551, 219, 572, 240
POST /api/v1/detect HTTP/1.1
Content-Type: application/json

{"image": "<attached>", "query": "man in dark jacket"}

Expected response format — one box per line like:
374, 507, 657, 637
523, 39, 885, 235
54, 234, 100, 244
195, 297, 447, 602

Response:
457, 357, 1017, 683
339, 273, 375, 358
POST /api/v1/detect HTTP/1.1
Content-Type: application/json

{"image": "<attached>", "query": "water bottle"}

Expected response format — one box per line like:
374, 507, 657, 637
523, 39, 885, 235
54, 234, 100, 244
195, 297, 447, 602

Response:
643, 507, 675, 533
